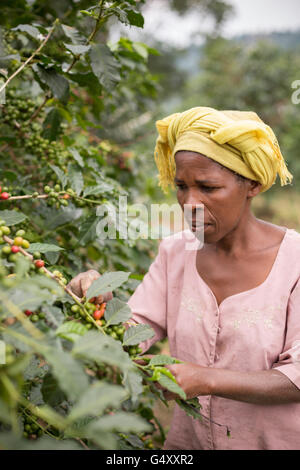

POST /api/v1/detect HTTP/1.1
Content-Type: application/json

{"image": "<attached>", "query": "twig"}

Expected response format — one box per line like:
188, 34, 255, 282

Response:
75, 438, 90, 450
87, 0, 106, 43
0, 20, 59, 95
27, 93, 51, 124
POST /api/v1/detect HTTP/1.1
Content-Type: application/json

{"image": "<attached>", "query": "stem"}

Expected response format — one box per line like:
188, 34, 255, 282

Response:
0, 20, 59, 95
87, 0, 106, 43
27, 93, 51, 124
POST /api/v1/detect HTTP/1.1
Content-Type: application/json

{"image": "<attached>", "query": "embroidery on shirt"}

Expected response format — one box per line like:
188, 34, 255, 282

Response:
180, 286, 203, 323
230, 306, 280, 330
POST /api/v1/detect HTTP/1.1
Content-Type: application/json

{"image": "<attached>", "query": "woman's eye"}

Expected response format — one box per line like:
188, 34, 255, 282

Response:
176, 184, 186, 190
201, 186, 216, 192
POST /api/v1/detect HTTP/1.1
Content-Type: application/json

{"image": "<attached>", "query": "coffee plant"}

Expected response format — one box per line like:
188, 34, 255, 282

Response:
0, 0, 207, 450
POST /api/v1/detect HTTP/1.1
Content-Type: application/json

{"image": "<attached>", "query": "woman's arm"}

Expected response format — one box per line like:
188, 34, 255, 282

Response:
165, 362, 300, 405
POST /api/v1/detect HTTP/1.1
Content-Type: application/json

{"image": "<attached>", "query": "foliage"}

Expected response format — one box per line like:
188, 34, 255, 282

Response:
0, 0, 203, 451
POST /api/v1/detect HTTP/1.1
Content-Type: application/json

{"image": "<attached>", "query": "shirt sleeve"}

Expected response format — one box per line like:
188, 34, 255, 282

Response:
126, 240, 168, 353
272, 277, 300, 389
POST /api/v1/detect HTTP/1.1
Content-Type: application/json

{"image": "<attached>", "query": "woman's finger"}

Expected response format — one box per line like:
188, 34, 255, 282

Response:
81, 270, 101, 298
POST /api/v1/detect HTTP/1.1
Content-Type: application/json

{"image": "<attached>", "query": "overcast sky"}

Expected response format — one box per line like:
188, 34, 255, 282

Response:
110, 0, 300, 47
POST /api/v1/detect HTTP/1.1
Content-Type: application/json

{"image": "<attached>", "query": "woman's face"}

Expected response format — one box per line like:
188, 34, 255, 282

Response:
174, 151, 261, 243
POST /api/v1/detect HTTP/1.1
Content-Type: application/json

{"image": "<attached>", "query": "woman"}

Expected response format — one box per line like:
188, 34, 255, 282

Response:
67, 107, 300, 450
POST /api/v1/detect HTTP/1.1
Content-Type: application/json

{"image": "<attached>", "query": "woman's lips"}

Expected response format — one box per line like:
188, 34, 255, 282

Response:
191, 222, 212, 230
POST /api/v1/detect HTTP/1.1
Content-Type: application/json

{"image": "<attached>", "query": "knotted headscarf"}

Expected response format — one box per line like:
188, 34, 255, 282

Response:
154, 107, 293, 193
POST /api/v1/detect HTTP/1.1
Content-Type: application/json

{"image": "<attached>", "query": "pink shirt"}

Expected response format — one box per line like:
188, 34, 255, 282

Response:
127, 227, 300, 450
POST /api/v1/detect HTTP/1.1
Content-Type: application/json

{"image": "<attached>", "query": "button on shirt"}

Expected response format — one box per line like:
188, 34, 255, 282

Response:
127, 228, 300, 450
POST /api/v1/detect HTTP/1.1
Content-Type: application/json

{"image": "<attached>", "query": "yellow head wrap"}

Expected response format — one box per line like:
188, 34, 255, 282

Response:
154, 106, 293, 193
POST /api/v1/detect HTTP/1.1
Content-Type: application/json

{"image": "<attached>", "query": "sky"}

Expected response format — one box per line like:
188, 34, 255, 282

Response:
109, 0, 300, 48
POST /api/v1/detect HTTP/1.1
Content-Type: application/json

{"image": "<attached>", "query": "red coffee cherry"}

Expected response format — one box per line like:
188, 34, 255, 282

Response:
35, 260, 45, 268
11, 245, 20, 253
0, 192, 10, 200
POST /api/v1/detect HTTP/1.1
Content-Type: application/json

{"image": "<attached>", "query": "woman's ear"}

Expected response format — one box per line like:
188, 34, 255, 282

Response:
247, 180, 262, 198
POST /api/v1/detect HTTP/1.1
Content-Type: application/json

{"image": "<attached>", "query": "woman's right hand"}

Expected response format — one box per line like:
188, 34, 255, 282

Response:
66, 269, 113, 304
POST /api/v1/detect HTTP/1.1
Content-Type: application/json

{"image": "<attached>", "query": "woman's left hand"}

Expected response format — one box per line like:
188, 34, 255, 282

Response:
163, 362, 212, 401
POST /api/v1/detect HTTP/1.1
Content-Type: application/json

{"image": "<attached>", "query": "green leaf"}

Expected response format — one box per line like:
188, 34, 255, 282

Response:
46, 207, 82, 230
10, 282, 56, 311
48, 164, 68, 189
86, 271, 130, 300
122, 324, 155, 346
73, 331, 133, 371
104, 298, 132, 326
67, 163, 84, 195
89, 44, 121, 91
83, 182, 114, 196
33, 64, 69, 104
64, 43, 91, 55
86, 412, 151, 434
122, 369, 144, 402
61, 24, 86, 45
68, 383, 127, 422
69, 148, 84, 167
56, 321, 88, 342
45, 251, 60, 265
132, 42, 148, 60
77, 215, 99, 246
27, 243, 64, 254
42, 305, 64, 328
126, 9, 144, 28
86, 431, 118, 450
41, 373, 67, 407
149, 355, 181, 366
14, 256, 31, 278
43, 108, 62, 141
0, 210, 27, 226
12, 24, 41, 40
43, 348, 89, 402
158, 374, 186, 400
175, 398, 203, 422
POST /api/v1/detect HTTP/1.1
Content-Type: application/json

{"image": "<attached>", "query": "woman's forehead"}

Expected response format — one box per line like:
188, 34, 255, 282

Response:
175, 151, 227, 174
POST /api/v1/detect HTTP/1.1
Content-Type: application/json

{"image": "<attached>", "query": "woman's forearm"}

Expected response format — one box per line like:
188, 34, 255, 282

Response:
206, 368, 300, 405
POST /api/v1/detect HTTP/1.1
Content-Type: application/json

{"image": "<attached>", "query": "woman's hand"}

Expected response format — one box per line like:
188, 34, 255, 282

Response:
66, 269, 113, 304
163, 362, 212, 401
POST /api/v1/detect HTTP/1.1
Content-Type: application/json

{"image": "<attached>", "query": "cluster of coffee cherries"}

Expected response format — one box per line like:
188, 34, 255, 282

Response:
43, 184, 70, 209
68, 301, 107, 330
68, 302, 142, 356
0, 226, 32, 263
22, 413, 44, 440
23, 309, 46, 323
2, 91, 35, 125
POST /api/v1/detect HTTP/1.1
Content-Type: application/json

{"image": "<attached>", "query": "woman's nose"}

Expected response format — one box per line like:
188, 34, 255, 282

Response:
184, 189, 203, 209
